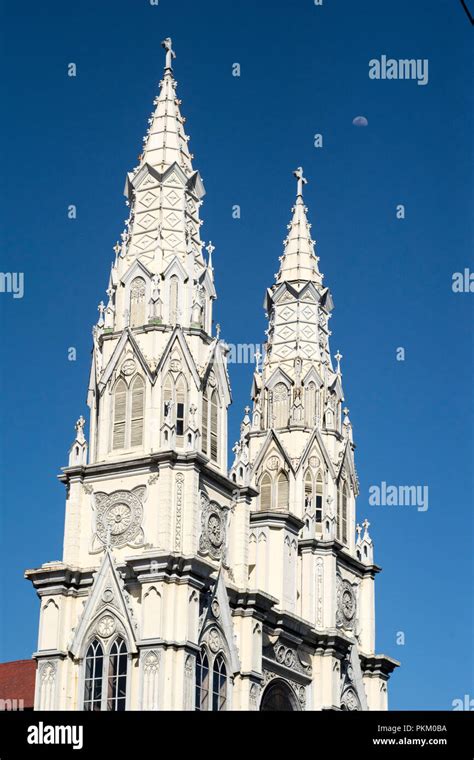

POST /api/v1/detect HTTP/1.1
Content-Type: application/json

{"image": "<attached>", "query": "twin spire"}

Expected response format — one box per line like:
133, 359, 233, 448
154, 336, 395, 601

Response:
276, 166, 322, 287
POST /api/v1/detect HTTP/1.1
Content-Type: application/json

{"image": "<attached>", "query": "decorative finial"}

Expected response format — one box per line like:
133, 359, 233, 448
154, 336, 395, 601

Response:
293, 166, 308, 197
343, 406, 349, 417
254, 349, 262, 374
75, 415, 86, 443
335, 350, 343, 373
215, 323, 221, 339
161, 37, 176, 71
362, 518, 371, 539
356, 523, 362, 543
97, 301, 106, 327
206, 241, 215, 270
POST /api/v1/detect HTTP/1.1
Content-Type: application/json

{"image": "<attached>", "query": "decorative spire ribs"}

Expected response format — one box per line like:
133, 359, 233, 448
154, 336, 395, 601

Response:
276, 168, 322, 287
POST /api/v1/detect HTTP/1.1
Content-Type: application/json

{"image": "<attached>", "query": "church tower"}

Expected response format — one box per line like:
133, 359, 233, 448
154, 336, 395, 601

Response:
26, 44, 397, 712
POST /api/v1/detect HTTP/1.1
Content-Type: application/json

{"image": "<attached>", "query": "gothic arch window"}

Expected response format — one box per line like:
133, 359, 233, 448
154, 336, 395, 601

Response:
260, 472, 272, 511
130, 376, 145, 447
201, 386, 220, 464
260, 680, 299, 711
315, 471, 323, 524
107, 638, 127, 711
277, 471, 289, 511
337, 481, 348, 544
130, 277, 146, 327
304, 470, 313, 512
272, 383, 289, 428
112, 379, 127, 450
83, 639, 104, 711
169, 275, 179, 324
325, 409, 334, 429
305, 382, 317, 427
162, 372, 188, 448
112, 376, 145, 452
212, 655, 227, 711
195, 648, 210, 711
83, 636, 129, 712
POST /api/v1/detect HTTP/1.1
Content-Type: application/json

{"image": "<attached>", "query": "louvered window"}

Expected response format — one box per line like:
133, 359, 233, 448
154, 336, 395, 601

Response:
130, 377, 144, 447
210, 391, 218, 463
202, 393, 208, 455
112, 380, 127, 450
315, 472, 323, 523
277, 471, 289, 510
260, 472, 272, 511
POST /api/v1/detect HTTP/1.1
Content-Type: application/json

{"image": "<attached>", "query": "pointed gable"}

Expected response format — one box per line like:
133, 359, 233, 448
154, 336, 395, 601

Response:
69, 550, 138, 657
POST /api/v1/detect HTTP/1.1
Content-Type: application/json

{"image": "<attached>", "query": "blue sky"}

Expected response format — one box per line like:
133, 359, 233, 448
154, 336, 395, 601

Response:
0, 0, 472, 710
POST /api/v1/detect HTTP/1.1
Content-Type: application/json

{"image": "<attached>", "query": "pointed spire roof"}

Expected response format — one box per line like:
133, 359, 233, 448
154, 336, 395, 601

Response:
276, 167, 322, 287
138, 38, 195, 176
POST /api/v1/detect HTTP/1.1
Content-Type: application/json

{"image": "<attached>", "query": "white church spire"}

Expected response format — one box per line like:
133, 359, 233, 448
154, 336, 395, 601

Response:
276, 167, 322, 287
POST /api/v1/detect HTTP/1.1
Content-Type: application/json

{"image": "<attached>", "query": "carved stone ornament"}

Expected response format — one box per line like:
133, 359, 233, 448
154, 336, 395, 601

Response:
208, 627, 221, 653
211, 599, 221, 619
267, 456, 280, 471
272, 643, 312, 677
309, 455, 320, 468
198, 492, 226, 561
97, 614, 116, 639
341, 687, 361, 711
94, 486, 146, 549
336, 574, 357, 630
121, 358, 136, 376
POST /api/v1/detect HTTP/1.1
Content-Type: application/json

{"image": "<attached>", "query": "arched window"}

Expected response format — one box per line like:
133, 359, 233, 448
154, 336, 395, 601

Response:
304, 470, 313, 511
272, 383, 289, 428
260, 680, 299, 711
315, 472, 323, 524
107, 638, 128, 712
210, 390, 219, 463
169, 275, 179, 324
130, 277, 146, 327
342, 483, 348, 544
212, 655, 227, 711
337, 482, 348, 544
162, 373, 187, 448
83, 637, 128, 711
202, 391, 209, 456
130, 376, 144, 447
112, 376, 145, 452
325, 409, 334, 429
176, 376, 187, 446
260, 472, 272, 511
195, 649, 209, 711
84, 640, 104, 711
305, 382, 316, 427
277, 471, 289, 511
201, 386, 219, 464
112, 380, 127, 450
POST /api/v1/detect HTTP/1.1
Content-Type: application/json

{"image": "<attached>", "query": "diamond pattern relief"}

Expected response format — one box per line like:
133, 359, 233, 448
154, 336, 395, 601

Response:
166, 190, 180, 206
135, 234, 155, 250
302, 306, 315, 320
280, 325, 294, 340
137, 213, 155, 229
141, 192, 157, 208
164, 233, 180, 249
302, 325, 314, 338
279, 306, 295, 321
166, 212, 180, 228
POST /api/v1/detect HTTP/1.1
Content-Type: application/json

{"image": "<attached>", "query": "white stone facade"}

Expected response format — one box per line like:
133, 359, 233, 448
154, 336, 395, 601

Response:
25, 40, 398, 712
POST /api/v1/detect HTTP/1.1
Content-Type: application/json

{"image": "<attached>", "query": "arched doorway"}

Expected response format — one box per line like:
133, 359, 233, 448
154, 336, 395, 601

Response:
260, 679, 300, 711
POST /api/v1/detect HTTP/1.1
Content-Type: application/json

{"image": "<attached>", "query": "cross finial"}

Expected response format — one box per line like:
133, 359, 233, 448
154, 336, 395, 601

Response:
206, 241, 215, 257
343, 406, 349, 417
215, 323, 221, 339
75, 415, 86, 443
97, 301, 106, 326
293, 166, 308, 197
335, 350, 343, 373
362, 518, 370, 535
113, 241, 121, 256
244, 405, 251, 416
254, 349, 262, 373
161, 37, 176, 71
356, 523, 362, 540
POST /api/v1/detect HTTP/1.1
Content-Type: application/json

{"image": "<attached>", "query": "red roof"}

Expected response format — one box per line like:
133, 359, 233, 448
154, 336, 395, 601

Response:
0, 659, 36, 708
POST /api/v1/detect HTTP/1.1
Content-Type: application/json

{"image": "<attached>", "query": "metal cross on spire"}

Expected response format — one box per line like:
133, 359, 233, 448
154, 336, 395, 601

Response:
161, 37, 176, 71
293, 166, 308, 197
